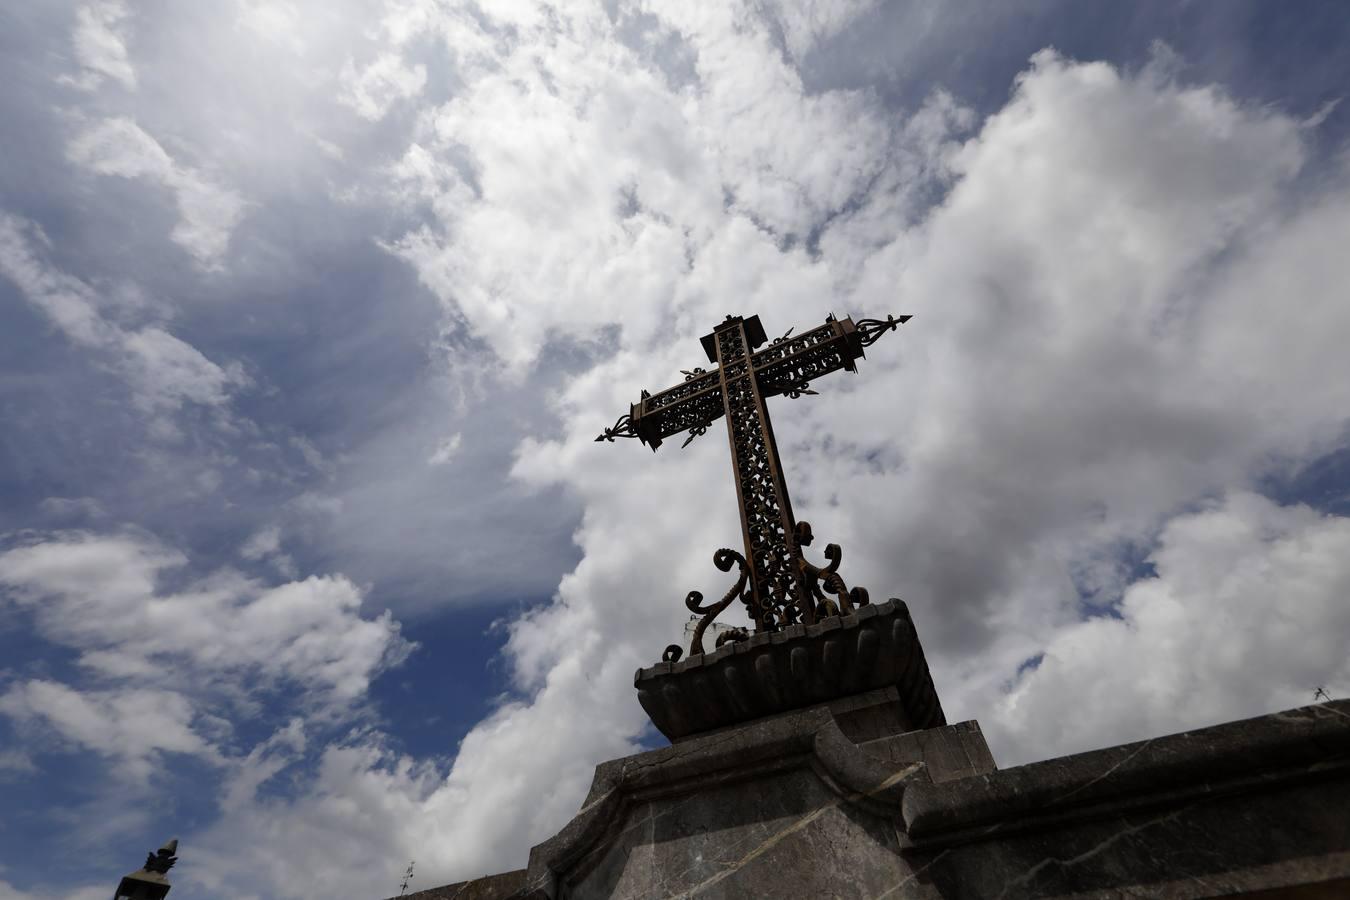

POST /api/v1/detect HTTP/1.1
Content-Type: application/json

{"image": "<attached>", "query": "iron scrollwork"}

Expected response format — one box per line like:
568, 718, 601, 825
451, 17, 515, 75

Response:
646, 368, 720, 412
646, 387, 725, 446
752, 321, 851, 399
751, 321, 836, 368
683, 548, 751, 656
795, 520, 870, 619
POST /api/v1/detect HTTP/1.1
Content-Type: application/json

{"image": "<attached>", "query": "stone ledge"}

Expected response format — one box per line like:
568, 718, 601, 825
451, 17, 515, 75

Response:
634, 598, 945, 741
385, 869, 525, 900
902, 699, 1350, 847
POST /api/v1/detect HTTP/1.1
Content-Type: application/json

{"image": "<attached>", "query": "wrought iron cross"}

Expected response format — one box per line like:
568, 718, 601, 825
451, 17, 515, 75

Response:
597, 312, 909, 652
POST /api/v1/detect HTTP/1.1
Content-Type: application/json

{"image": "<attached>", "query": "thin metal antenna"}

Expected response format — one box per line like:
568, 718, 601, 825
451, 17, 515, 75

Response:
398, 860, 415, 896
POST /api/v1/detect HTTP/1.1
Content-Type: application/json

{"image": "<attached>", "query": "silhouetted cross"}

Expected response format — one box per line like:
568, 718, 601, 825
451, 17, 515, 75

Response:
598, 312, 908, 633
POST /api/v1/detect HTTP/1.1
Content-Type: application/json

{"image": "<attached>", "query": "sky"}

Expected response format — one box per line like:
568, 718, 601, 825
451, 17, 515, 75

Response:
1, 1, 1350, 897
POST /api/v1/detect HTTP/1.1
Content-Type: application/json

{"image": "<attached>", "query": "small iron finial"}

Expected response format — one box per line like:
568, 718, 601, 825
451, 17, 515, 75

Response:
399, 860, 415, 896
143, 839, 178, 875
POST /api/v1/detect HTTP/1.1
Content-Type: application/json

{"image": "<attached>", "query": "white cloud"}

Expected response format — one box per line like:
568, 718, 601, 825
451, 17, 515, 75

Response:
0, 213, 247, 416
241, 524, 282, 559
191, 734, 439, 899
450, 39, 1350, 883
0, 532, 412, 708
340, 52, 427, 121
426, 432, 461, 465
0, 530, 416, 895
989, 493, 1350, 761
63, 0, 137, 91
235, 0, 303, 49
66, 118, 246, 269
379, 0, 952, 377
0, 681, 215, 782
64, 116, 171, 179
119, 327, 244, 408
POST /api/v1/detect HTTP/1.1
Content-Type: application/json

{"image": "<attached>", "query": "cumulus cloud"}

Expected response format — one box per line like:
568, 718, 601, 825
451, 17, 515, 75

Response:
814, 46, 1349, 676
0, 532, 412, 707
66, 117, 246, 269
440, 39, 1350, 883
0, 530, 416, 894
377, 1, 972, 381
989, 492, 1350, 761
192, 734, 438, 898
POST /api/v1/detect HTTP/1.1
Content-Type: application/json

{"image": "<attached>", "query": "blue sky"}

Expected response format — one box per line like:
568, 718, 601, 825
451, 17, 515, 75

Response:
2, 2, 1350, 897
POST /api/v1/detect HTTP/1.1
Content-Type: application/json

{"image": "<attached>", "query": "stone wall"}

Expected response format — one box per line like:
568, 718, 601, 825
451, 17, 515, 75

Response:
390, 699, 1350, 899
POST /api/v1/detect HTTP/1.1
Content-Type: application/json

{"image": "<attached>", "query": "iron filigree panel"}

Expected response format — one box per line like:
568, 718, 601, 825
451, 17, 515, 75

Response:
715, 320, 812, 629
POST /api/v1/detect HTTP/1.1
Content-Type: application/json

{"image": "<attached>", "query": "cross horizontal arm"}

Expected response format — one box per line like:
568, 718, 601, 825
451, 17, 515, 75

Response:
595, 367, 724, 448
751, 313, 910, 397
751, 319, 856, 397
594, 313, 910, 449
639, 382, 725, 447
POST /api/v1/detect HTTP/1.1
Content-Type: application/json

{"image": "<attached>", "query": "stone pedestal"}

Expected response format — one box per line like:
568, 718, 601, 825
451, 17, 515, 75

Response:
634, 599, 945, 743
513, 706, 989, 899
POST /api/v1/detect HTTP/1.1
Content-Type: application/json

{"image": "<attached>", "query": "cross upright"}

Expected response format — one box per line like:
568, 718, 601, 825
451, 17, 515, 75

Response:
597, 312, 909, 638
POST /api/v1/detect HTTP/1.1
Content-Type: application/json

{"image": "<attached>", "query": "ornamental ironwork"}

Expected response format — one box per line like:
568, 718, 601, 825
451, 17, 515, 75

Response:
597, 312, 910, 659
